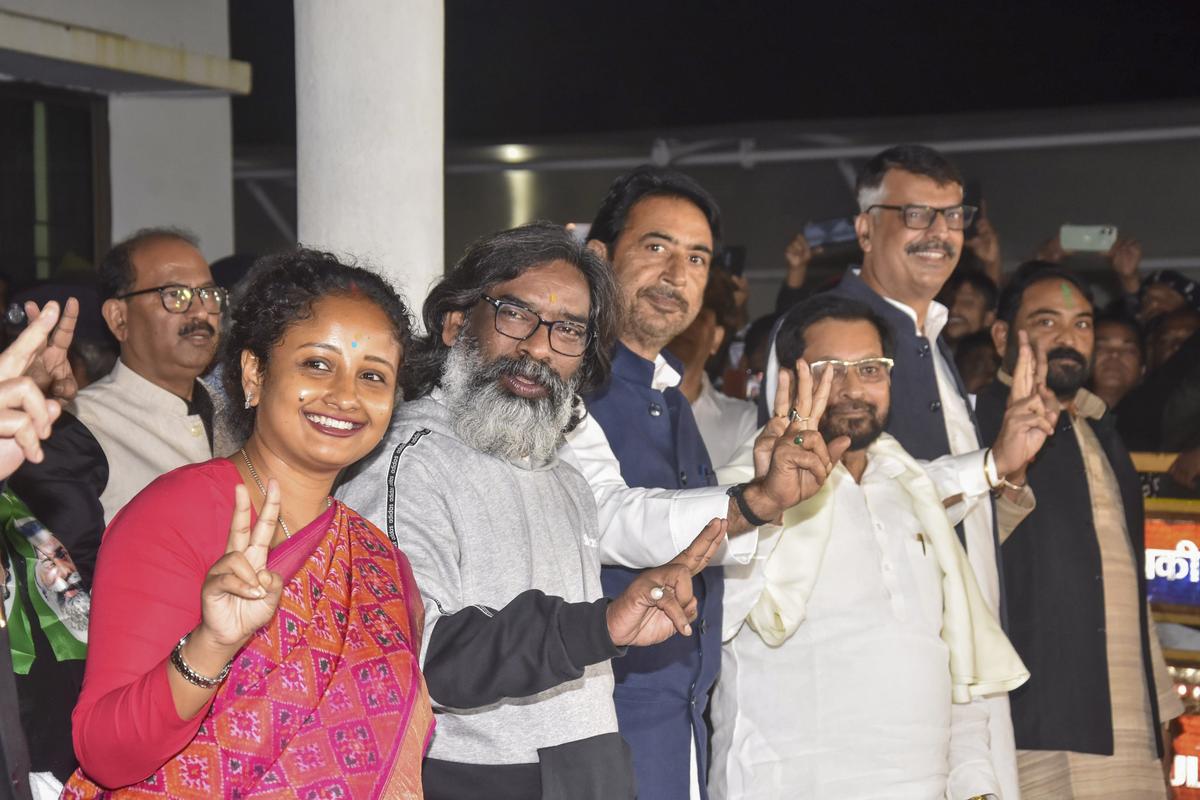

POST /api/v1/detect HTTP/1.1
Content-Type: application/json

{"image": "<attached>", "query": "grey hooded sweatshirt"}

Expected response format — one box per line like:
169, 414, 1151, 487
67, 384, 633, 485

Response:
338, 394, 633, 800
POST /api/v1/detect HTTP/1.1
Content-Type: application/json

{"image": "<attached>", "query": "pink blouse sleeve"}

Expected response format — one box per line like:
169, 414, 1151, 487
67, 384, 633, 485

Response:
72, 463, 233, 788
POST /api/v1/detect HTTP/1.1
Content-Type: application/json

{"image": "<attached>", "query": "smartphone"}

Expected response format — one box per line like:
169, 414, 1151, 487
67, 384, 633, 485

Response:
1060, 224, 1117, 252
715, 246, 746, 277
802, 218, 857, 249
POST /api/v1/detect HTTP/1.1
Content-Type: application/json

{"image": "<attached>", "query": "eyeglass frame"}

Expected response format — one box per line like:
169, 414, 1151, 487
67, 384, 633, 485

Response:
114, 283, 228, 314
478, 294, 594, 357
865, 204, 978, 231
809, 357, 895, 382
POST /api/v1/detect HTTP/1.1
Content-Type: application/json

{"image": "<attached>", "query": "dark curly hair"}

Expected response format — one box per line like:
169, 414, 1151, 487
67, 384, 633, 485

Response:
403, 221, 620, 401
220, 248, 412, 444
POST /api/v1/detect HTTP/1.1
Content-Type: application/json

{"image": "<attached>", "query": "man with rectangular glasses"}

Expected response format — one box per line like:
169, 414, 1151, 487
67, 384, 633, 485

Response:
829, 144, 1025, 798
340, 222, 733, 799
710, 293, 1048, 799
9, 227, 224, 588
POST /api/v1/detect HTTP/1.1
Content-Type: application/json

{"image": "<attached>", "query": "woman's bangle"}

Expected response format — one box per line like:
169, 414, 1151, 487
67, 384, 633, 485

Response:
170, 632, 233, 689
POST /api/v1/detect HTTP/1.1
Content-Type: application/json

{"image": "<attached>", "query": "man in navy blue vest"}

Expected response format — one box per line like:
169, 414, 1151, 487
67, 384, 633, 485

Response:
567, 167, 845, 799
828, 145, 1026, 799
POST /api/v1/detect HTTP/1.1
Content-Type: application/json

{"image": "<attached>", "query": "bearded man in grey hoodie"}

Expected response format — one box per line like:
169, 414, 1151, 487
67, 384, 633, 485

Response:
339, 222, 727, 800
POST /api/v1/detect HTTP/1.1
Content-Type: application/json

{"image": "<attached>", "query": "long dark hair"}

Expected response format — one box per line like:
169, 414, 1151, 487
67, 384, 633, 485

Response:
403, 221, 620, 400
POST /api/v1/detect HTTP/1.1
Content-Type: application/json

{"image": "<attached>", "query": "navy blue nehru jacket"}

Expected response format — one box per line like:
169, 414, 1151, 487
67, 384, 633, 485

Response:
584, 341, 722, 800
827, 267, 1007, 622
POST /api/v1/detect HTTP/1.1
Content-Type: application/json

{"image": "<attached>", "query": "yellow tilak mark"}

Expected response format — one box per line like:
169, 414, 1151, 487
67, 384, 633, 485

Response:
549, 293, 558, 303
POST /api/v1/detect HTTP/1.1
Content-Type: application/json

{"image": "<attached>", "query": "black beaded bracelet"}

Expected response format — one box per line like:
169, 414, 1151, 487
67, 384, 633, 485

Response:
727, 483, 773, 527
170, 633, 233, 689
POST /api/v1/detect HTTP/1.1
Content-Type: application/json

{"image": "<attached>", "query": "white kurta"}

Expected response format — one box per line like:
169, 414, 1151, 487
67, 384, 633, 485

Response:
690, 373, 760, 470
70, 360, 212, 522
711, 451, 996, 800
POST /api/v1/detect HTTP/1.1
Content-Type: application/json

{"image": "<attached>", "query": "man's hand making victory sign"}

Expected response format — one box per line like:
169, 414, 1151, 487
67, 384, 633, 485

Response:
729, 359, 852, 531
992, 331, 1059, 482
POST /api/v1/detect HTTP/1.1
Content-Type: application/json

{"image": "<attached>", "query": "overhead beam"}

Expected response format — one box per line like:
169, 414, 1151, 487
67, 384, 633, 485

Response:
446, 124, 1200, 174
0, 9, 251, 95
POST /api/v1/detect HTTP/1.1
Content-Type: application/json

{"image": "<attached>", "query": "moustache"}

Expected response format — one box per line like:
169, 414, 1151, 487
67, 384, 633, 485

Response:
1046, 347, 1088, 368
479, 354, 570, 402
178, 320, 216, 338
640, 286, 689, 312
905, 238, 957, 259
825, 400, 879, 417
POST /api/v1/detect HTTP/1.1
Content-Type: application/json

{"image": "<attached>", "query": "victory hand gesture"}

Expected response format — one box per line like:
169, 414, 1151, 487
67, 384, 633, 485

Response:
199, 482, 285, 650
607, 518, 727, 647
23, 297, 79, 402
748, 359, 850, 520
0, 301, 67, 479
993, 331, 1059, 477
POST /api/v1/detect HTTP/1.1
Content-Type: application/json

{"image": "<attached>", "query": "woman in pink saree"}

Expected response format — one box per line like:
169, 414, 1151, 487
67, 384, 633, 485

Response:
64, 249, 433, 798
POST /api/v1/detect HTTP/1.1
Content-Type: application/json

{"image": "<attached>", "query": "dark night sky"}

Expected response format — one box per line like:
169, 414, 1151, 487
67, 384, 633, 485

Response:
231, 1, 1200, 148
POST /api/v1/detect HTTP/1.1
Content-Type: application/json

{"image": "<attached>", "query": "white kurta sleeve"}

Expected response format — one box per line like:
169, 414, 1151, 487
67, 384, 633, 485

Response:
563, 412, 756, 569
921, 450, 991, 526
947, 696, 1001, 800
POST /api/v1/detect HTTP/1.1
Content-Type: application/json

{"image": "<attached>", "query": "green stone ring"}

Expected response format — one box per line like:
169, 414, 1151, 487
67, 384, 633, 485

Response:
794, 434, 804, 446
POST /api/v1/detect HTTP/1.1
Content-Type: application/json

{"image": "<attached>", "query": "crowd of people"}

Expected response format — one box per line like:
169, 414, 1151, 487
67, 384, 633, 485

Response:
0, 143, 1198, 799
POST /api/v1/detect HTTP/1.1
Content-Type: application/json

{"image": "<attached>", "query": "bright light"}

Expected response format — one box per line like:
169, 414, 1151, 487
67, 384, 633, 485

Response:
499, 144, 532, 163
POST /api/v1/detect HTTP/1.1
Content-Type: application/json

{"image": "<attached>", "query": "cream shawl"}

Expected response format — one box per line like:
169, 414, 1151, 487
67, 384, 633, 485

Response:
717, 431, 1029, 703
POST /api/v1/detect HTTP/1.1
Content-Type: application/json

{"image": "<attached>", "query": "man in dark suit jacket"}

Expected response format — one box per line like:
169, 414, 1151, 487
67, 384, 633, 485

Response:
976, 264, 1180, 797
828, 144, 1028, 798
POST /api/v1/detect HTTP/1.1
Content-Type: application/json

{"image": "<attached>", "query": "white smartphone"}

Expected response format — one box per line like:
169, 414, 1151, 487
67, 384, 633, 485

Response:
1060, 224, 1117, 252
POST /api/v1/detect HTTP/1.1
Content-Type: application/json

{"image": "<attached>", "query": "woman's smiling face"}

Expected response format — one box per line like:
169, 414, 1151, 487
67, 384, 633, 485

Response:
243, 293, 402, 474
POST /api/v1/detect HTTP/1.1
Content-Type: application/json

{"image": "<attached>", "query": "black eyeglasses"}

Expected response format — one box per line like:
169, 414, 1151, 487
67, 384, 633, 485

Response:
479, 295, 592, 357
116, 284, 228, 314
866, 204, 978, 231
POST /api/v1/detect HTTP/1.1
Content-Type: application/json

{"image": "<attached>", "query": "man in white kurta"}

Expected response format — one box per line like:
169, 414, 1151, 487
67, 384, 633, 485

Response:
710, 293, 1045, 800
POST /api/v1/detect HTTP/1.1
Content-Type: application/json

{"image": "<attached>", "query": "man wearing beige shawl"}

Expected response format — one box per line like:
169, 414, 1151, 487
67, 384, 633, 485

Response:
710, 295, 1057, 800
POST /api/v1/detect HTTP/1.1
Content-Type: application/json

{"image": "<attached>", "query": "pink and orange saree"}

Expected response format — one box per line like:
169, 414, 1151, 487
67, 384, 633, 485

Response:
65, 500, 434, 798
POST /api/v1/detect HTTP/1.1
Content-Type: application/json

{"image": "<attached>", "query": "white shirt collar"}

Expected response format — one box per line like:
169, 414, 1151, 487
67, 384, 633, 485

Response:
879, 295, 949, 341
651, 353, 681, 393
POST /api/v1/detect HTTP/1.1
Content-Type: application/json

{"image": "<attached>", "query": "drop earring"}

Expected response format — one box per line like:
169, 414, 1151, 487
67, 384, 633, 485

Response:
244, 393, 254, 410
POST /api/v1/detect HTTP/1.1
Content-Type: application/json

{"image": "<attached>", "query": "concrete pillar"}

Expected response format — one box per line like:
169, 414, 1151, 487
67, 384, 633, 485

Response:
294, 0, 444, 311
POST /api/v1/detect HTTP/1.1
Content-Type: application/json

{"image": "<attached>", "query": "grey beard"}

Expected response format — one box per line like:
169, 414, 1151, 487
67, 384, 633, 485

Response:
58, 590, 91, 634
441, 334, 578, 464
41, 582, 91, 636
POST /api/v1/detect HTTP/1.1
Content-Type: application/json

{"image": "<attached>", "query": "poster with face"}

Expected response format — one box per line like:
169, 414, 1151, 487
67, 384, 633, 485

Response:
16, 518, 91, 642
0, 491, 88, 671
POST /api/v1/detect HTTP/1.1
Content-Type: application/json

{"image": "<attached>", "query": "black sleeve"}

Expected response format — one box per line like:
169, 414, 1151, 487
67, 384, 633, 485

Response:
423, 590, 624, 709
7, 411, 108, 587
